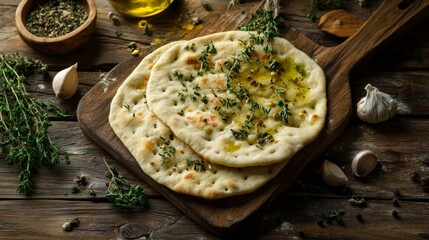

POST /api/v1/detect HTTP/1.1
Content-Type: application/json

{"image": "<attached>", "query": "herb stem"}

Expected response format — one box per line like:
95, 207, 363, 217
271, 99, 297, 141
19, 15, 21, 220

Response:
0, 53, 64, 194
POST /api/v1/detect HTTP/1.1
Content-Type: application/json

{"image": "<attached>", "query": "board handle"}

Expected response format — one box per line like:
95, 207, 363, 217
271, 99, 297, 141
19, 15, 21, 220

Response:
319, 0, 429, 72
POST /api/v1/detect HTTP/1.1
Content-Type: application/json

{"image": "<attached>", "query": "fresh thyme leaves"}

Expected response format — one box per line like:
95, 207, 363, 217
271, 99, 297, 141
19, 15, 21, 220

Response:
197, 42, 217, 76
277, 98, 291, 125
158, 137, 176, 165
104, 159, 149, 212
295, 64, 306, 77
220, 98, 237, 108
0, 52, 67, 194
187, 159, 206, 172
173, 70, 184, 80
41, 101, 69, 117
238, 10, 284, 41
231, 129, 249, 140
123, 103, 131, 110
262, 106, 271, 116
257, 132, 274, 144
190, 84, 201, 101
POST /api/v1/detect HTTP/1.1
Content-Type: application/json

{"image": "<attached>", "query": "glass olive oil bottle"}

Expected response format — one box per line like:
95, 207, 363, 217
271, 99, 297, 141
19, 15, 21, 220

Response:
109, 0, 174, 18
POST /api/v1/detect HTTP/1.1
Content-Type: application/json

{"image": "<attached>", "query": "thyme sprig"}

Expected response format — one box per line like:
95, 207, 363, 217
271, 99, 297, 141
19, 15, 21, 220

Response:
158, 136, 176, 165
238, 10, 284, 41
0, 52, 66, 194
277, 98, 292, 125
197, 42, 217, 76
104, 159, 149, 212
187, 159, 206, 172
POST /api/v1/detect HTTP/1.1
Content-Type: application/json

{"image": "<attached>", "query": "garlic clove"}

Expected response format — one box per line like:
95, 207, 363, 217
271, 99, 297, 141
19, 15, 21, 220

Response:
52, 63, 79, 99
352, 150, 378, 177
321, 160, 348, 187
357, 84, 397, 124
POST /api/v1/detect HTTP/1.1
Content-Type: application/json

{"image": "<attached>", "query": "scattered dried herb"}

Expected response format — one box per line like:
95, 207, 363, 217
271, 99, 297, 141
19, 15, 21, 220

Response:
62, 217, 80, 232
108, 12, 120, 26
74, 174, 88, 186
320, 209, 346, 224
202, 2, 212, 11
26, 0, 88, 38
137, 20, 152, 36
391, 210, 400, 219
348, 196, 367, 207
158, 137, 176, 165
187, 159, 206, 172
411, 171, 421, 183
127, 42, 138, 51
104, 159, 149, 212
0, 53, 67, 194
192, 17, 203, 26
71, 185, 80, 194
115, 30, 122, 38
88, 189, 96, 196
392, 198, 400, 207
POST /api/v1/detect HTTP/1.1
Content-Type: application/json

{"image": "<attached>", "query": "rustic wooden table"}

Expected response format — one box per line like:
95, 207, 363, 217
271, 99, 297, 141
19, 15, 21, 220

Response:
1, 0, 429, 239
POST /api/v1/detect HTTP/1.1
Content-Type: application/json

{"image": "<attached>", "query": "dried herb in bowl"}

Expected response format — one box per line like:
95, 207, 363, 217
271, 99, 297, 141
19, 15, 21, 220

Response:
26, 0, 88, 38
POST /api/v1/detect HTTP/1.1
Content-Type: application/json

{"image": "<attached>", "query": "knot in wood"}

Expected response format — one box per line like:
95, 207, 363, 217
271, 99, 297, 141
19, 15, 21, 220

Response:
120, 223, 149, 239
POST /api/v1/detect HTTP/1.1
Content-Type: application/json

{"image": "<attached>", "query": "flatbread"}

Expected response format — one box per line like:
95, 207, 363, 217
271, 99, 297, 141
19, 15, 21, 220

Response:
146, 31, 326, 168
109, 41, 286, 199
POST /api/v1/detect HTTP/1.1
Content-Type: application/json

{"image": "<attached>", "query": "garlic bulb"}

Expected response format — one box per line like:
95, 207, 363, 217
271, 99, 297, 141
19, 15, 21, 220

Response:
321, 160, 348, 187
351, 150, 378, 177
52, 63, 79, 99
357, 84, 397, 123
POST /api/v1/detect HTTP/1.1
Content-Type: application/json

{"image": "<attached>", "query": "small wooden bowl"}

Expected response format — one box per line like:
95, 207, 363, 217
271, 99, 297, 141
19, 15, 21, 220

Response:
15, 0, 97, 54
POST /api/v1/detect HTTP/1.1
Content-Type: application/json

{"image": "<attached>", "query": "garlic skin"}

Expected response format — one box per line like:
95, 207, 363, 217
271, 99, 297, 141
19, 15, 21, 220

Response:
52, 63, 79, 99
321, 160, 348, 187
352, 150, 378, 177
357, 84, 397, 123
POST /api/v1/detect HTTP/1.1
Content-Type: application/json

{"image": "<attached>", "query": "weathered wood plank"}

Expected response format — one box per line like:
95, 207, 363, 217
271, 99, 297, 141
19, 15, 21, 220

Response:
1, 0, 428, 69
289, 117, 429, 200
350, 70, 429, 116
20, 67, 429, 121
0, 197, 427, 239
2, 119, 429, 200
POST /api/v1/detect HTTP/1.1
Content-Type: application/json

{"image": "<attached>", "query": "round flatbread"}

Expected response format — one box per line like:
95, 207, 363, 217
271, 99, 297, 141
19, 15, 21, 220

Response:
146, 31, 326, 168
109, 41, 286, 199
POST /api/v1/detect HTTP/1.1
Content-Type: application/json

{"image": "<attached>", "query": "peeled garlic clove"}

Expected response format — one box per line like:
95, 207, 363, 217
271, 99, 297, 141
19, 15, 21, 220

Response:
352, 150, 378, 177
52, 63, 79, 99
321, 160, 348, 187
357, 84, 397, 124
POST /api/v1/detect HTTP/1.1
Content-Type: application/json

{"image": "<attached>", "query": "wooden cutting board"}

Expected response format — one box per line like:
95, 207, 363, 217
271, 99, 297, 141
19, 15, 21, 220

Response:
77, 0, 429, 235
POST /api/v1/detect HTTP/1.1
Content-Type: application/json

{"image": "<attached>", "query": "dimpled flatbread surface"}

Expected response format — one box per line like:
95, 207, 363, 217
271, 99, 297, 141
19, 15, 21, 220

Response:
109, 41, 286, 199
146, 31, 326, 168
